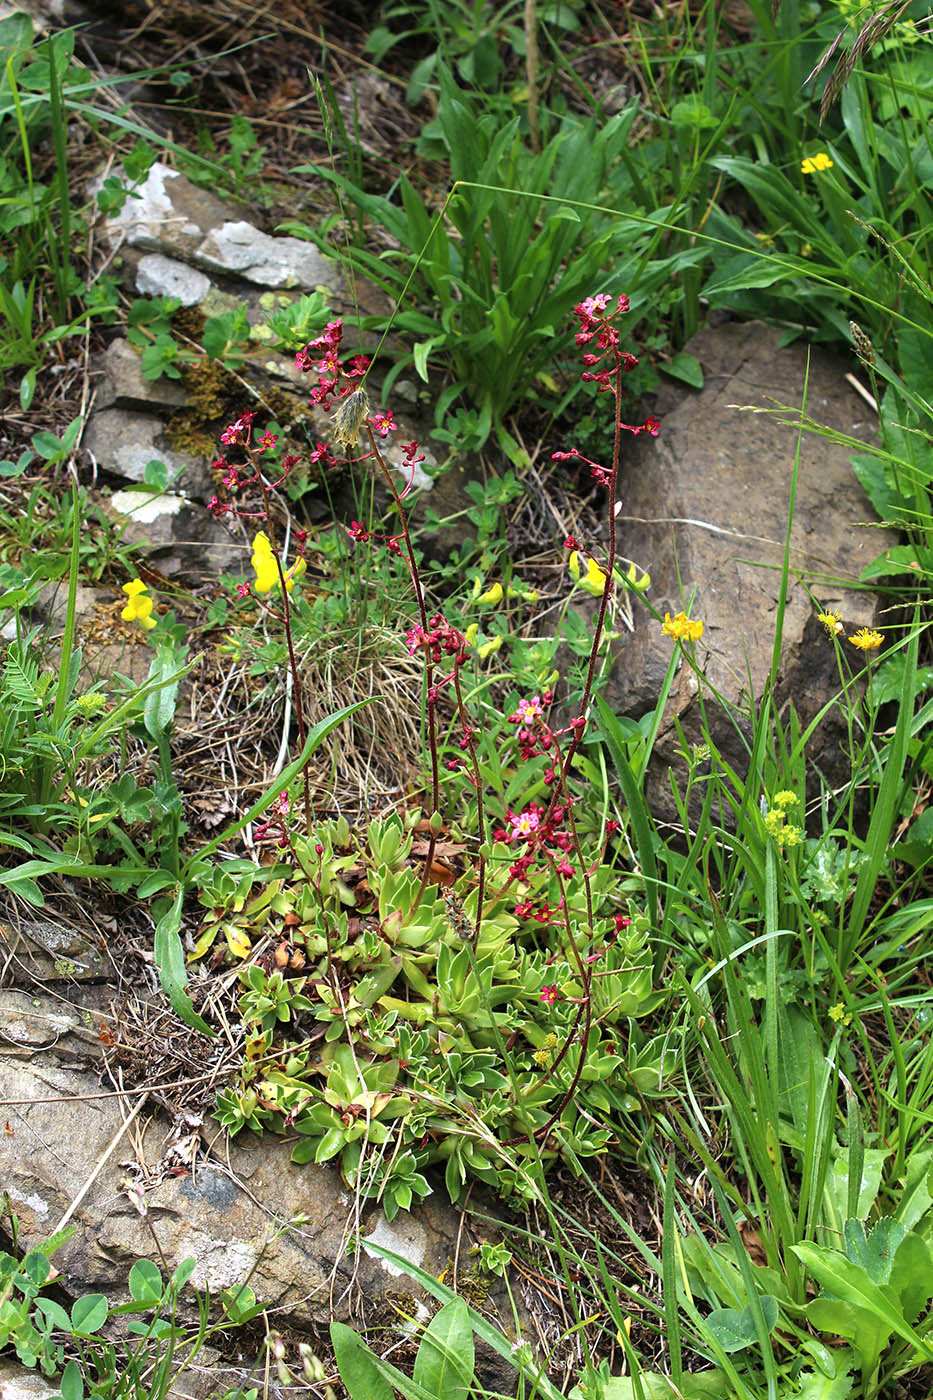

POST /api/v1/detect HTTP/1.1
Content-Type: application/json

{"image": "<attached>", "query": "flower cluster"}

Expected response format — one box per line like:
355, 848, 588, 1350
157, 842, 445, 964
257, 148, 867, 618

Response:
253, 792, 292, 849
816, 608, 883, 651
405, 614, 470, 708
208, 414, 317, 523
405, 614, 468, 665
295, 319, 369, 412
764, 790, 802, 849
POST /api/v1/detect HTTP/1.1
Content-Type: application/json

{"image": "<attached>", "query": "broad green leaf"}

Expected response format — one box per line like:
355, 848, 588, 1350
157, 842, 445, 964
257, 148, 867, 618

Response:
70, 1293, 108, 1334
662, 352, 704, 388
171, 1258, 196, 1290
129, 1259, 163, 1304
796, 1368, 855, 1400
330, 1321, 395, 1400
793, 1242, 932, 1357
705, 1296, 778, 1352
889, 1231, 933, 1324
414, 1299, 474, 1399
34, 1298, 71, 1332
59, 1359, 84, 1400
806, 1296, 887, 1380
154, 890, 213, 1037
844, 1217, 904, 1285
413, 338, 438, 382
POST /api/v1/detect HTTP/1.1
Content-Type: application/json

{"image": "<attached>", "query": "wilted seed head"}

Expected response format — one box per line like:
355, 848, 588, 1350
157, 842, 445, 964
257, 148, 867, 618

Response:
849, 321, 875, 366
332, 387, 370, 450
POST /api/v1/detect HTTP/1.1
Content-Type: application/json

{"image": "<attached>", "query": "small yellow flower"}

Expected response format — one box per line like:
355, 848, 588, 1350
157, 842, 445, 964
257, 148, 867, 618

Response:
250, 532, 306, 594
624, 561, 651, 592
764, 808, 784, 839
661, 610, 704, 643
781, 824, 802, 848
773, 790, 798, 809
828, 1002, 853, 1026
817, 609, 843, 637
478, 581, 504, 605
478, 635, 502, 660
848, 627, 883, 651
801, 152, 833, 174
568, 552, 608, 597
76, 692, 107, 714
121, 578, 157, 631
464, 622, 479, 648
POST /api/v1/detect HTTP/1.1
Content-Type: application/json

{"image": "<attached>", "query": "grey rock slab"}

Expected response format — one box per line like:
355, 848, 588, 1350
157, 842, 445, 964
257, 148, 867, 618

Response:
1, 918, 111, 983
92, 163, 242, 261
0, 1360, 59, 1400
197, 220, 334, 289
606, 321, 885, 820
0, 1055, 483, 1328
94, 338, 188, 413
85, 408, 211, 497
136, 253, 212, 306
0, 989, 92, 1052
103, 490, 247, 577
96, 163, 348, 297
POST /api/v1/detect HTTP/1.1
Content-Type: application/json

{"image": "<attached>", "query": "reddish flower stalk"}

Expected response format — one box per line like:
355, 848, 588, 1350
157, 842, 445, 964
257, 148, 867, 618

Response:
209, 413, 323, 831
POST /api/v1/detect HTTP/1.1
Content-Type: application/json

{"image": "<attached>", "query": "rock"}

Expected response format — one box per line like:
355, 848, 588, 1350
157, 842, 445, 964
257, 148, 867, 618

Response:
94, 338, 188, 413
104, 490, 247, 577
606, 321, 885, 822
1, 919, 109, 983
95, 163, 348, 297
136, 254, 212, 306
0, 1047, 517, 1334
84, 408, 210, 497
0, 1360, 59, 1400
0, 989, 92, 1052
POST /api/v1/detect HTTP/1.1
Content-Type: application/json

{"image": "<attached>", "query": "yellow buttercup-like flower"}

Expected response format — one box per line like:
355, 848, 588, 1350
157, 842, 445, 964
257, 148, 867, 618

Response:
848, 627, 883, 651
121, 578, 157, 631
801, 152, 833, 174
817, 609, 843, 637
661, 610, 704, 643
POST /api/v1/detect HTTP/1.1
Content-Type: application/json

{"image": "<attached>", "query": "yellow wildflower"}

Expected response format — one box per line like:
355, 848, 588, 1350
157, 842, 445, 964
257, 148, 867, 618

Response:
828, 1002, 853, 1026
661, 610, 704, 643
250, 532, 306, 594
817, 609, 843, 637
773, 790, 798, 809
624, 561, 651, 592
478, 636, 502, 660
801, 152, 833, 174
121, 578, 157, 631
848, 627, 883, 651
464, 623, 479, 648
478, 581, 504, 605
781, 824, 802, 848
568, 551, 608, 597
